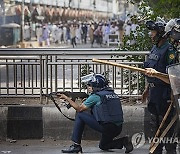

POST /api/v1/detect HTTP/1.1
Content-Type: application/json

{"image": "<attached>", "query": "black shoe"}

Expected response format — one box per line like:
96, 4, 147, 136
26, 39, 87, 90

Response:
123, 136, 133, 153
61, 144, 82, 153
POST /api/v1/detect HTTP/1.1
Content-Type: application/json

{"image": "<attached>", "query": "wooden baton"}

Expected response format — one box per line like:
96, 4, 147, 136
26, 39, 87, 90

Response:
92, 58, 169, 79
149, 114, 178, 153
149, 101, 173, 149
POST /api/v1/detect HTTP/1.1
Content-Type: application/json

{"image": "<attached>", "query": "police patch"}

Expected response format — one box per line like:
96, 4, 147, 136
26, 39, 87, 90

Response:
169, 54, 175, 60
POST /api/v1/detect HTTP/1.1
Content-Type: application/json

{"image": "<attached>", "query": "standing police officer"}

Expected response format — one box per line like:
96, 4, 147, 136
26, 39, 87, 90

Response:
142, 20, 178, 154
58, 74, 133, 153
145, 18, 180, 83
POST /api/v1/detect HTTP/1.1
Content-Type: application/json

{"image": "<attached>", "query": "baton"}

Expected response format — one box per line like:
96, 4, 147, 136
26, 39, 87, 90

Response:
92, 58, 169, 79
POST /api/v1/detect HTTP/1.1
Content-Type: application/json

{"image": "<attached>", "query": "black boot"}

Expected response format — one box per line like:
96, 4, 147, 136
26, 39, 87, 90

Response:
123, 136, 134, 153
61, 144, 82, 153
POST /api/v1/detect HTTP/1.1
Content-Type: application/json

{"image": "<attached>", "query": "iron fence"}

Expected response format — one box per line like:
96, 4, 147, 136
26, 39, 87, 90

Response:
0, 48, 149, 103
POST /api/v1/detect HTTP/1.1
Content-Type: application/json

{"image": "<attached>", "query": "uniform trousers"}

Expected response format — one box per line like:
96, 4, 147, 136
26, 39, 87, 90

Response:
71, 112, 125, 150
148, 85, 177, 153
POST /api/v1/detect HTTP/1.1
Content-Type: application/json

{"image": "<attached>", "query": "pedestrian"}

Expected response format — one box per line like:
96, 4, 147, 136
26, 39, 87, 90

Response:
89, 23, 95, 47
142, 19, 179, 154
81, 22, 88, 44
58, 74, 133, 153
42, 25, 50, 47
70, 24, 77, 48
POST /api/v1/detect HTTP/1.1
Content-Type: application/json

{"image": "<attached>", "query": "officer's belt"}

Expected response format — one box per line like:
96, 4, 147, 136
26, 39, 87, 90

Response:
148, 83, 169, 88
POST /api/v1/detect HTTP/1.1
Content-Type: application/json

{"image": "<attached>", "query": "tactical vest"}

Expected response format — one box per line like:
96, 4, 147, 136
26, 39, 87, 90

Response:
92, 88, 123, 123
144, 42, 173, 85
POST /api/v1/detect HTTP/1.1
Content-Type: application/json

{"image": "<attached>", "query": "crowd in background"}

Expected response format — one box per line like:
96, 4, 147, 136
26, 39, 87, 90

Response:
24, 19, 138, 48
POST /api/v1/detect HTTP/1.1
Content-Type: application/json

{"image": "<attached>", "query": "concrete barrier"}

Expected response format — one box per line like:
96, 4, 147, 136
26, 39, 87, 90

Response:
0, 107, 8, 140
0, 105, 150, 140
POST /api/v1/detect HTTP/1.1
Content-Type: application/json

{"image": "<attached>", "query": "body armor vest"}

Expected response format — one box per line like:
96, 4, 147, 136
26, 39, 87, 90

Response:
92, 88, 123, 123
144, 42, 173, 85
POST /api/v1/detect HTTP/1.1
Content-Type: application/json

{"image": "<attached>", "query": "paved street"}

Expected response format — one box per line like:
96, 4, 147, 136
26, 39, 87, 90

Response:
0, 139, 150, 154
0, 139, 179, 154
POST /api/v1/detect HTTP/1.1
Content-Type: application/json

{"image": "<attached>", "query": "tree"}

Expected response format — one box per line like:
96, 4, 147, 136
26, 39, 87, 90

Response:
116, 1, 154, 95
117, 0, 179, 95
130, 0, 180, 19
146, 0, 180, 19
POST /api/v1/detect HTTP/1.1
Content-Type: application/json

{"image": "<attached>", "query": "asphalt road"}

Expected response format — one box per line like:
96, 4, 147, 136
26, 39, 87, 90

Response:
0, 139, 179, 154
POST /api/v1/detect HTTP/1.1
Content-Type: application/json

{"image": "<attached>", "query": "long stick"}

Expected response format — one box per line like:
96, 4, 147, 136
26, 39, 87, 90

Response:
149, 101, 173, 149
149, 114, 178, 153
92, 59, 168, 79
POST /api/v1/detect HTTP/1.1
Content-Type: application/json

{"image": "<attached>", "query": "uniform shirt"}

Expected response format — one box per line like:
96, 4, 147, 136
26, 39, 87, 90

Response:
158, 41, 177, 65
84, 94, 101, 108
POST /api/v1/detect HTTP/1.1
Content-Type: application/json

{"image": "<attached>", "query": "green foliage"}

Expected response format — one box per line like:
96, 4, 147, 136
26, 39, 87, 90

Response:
120, 1, 153, 51
80, 64, 93, 89
146, 0, 180, 19
117, 1, 154, 94
130, 0, 180, 19
118, 0, 179, 94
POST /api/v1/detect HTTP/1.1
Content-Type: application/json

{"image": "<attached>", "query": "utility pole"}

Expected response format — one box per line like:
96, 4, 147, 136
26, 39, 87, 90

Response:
93, 0, 96, 20
106, 0, 108, 19
2, 0, 6, 24
21, 0, 25, 42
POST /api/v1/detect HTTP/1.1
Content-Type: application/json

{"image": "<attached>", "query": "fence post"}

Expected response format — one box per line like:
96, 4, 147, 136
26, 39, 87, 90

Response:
39, 55, 43, 104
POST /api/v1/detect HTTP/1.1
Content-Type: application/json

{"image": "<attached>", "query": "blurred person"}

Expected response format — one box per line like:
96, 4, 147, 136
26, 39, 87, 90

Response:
70, 24, 77, 48
76, 24, 82, 44
89, 23, 95, 47
42, 25, 50, 47
81, 22, 88, 44
103, 23, 110, 45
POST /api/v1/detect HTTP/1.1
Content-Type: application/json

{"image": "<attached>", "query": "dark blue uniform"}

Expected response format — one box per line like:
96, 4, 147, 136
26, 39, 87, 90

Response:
71, 88, 126, 150
92, 89, 123, 123
144, 41, 177, 153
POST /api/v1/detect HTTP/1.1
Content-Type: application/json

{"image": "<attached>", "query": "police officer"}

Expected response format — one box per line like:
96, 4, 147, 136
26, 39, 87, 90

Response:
58, 74, 133, 153
144, 18, 180, 83
164, 18, 180, 51
142, 20, 178, 154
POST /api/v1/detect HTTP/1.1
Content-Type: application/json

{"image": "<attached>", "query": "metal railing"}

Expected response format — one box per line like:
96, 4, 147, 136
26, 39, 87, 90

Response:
0, 48, 149, 103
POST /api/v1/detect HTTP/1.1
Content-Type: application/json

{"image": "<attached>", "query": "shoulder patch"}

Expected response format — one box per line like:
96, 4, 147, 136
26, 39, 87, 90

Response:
169, 53, 175, 60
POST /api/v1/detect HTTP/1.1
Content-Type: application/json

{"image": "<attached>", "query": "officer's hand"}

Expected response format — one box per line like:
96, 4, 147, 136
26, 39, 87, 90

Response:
145, 68, 158, 77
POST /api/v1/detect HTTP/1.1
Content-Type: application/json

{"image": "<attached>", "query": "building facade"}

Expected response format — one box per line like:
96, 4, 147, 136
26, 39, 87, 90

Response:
0, 0, 137, 24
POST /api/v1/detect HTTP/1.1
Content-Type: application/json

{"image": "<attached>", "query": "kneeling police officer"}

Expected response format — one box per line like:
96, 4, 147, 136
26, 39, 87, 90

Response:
58, 74, 133, 153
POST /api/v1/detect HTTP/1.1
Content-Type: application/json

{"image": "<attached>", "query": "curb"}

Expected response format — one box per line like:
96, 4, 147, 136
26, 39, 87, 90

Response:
0, 105, 151, 140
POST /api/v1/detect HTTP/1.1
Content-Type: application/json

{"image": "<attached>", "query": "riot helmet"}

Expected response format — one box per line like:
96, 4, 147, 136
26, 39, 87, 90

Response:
164, 18, 180, 49
87, 74, 108, 89
146, 20, 166, 44
170, 19, 180, 42
81, 73, 108, 91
